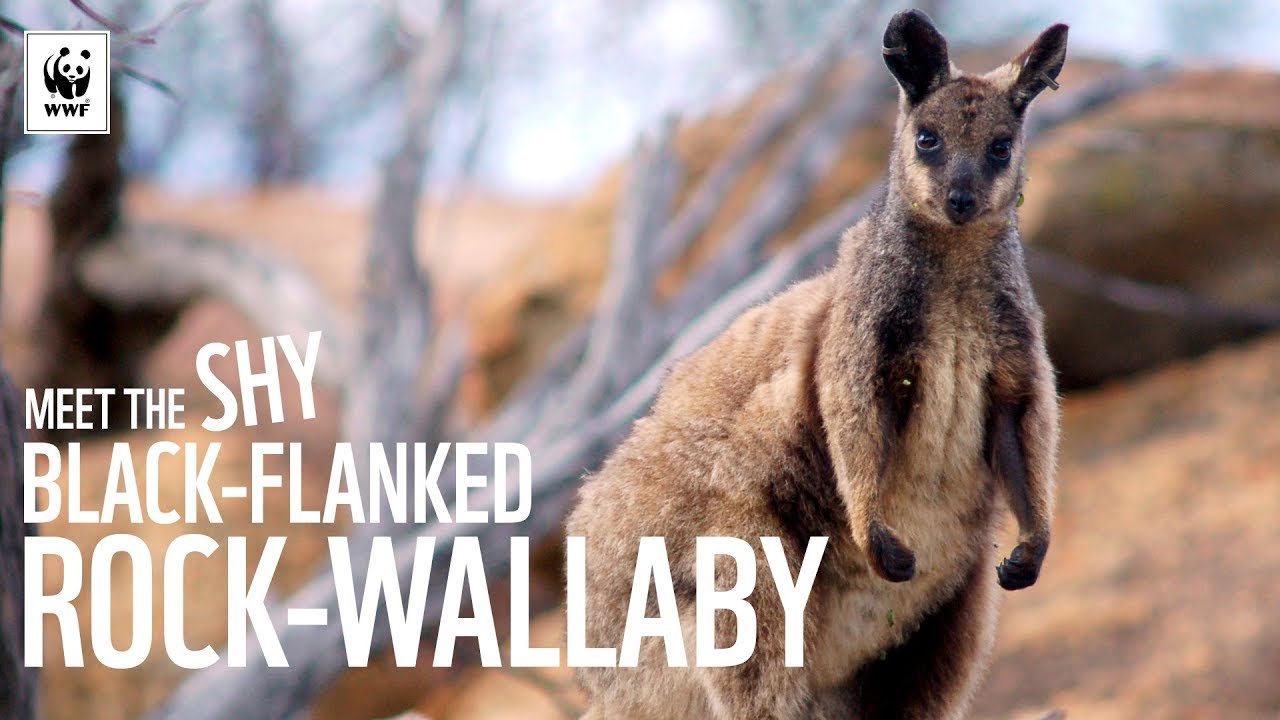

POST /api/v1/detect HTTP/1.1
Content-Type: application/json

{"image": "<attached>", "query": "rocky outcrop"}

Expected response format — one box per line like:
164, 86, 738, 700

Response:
1020, 69, 1280, 388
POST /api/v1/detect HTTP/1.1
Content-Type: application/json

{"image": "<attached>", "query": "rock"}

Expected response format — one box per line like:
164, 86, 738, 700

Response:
1020, 69, 1280, 387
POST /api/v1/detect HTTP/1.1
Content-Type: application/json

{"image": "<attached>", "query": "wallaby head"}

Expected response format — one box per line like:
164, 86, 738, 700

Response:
882, 10, 1068, 229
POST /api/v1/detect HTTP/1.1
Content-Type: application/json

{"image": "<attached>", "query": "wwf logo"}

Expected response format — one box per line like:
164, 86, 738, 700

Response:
44, 47, 92, 100
24, 30, 110, 134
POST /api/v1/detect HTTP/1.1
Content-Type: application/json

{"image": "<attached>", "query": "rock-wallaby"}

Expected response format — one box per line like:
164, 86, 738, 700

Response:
568, 9, 1066, 719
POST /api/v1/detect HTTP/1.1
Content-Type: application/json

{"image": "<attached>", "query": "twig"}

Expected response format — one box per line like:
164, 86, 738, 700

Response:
114, 62, 177, 98
0, 31, 37, 419
243, 0, 306, 182
70, 0, 209, 46
0, 16, 25, 36
1027, 246, 1280, 326
0, 23, 22, 102
429, 6, 503, 255
1026, 64, 1173, 138
128, 0, 208, 42
68, 0, 129, 34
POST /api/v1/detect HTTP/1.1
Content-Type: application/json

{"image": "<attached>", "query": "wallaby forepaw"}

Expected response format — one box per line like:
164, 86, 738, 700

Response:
869, 523, 916, 582
997, 540, 1047, 590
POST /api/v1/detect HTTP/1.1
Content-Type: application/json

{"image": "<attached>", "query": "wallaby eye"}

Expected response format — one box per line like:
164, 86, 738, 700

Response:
916, 129, 940, 151
989, 138, 1013, 161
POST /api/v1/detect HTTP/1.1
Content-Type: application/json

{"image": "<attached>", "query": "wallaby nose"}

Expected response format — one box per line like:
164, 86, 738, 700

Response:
946, 188, 976, 222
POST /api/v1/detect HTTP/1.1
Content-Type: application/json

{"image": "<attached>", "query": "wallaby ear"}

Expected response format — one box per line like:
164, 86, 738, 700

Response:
1007, 23, 1069, 115
882, 9, 952, 106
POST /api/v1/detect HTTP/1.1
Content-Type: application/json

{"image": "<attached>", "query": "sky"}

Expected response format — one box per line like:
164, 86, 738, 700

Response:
6, 0, 1280, 199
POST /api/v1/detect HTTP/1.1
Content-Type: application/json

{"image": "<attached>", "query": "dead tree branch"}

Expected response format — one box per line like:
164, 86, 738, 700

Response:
511, 0, 888, 442
33, 96, 187, 438
663, 63, 888, 334
243, 0, 308, 182
552, 116, 682, 425
650, 0, 879, 268
0, 23, 21, 107
1025, 63, 1172, 138
342, 0, 468, 470
0, 30, 37, 719
143, 3, 469, 717
77, 223, 354, 386
69, 0, 209, 46
0, 29, 17, 273
1026, 246, 1280, 327
417, 317, 471, 442
0, 371, 35, 720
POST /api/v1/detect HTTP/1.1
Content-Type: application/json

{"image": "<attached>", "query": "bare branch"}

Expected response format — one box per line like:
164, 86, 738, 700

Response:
0, 16, 25, 35
473, 322, 590, 443
1027, 246, 1280, 327
68, 0, 130, 34
551, 116, 682, 423
1025, 64, 1173, 138
77, 223, 354, 387
243, 0, 307, 182
114, 61, 178, 98
0, 371, 36, 720
0, 35, 35, 717
417, 318, 471, 442
0, 23, 23, 102
650, 0, 880, 267
659, 65, 888, 340
127, 0, 208, 42
342, 0, 469, 460
69, 0, 209, 46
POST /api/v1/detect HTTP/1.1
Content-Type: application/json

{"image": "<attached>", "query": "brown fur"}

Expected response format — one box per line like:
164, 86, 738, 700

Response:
568, 10, 1066, 719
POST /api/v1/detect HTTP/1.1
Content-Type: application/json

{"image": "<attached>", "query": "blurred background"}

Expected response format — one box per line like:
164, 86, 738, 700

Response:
1, 1, 1278, 719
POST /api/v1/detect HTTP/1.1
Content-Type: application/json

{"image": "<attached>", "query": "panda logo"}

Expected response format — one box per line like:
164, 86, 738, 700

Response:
43, 47, 92, 100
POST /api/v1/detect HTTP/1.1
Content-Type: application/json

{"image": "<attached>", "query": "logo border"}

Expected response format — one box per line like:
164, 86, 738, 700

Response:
23, 30, 112, 135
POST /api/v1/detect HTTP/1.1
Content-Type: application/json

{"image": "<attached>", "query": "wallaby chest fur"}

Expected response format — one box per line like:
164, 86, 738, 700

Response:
569, 10, 1066, 719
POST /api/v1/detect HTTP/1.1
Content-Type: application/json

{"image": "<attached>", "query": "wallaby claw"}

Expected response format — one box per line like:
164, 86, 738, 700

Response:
869, 522, 916, 582
997, 539, 1047, 590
